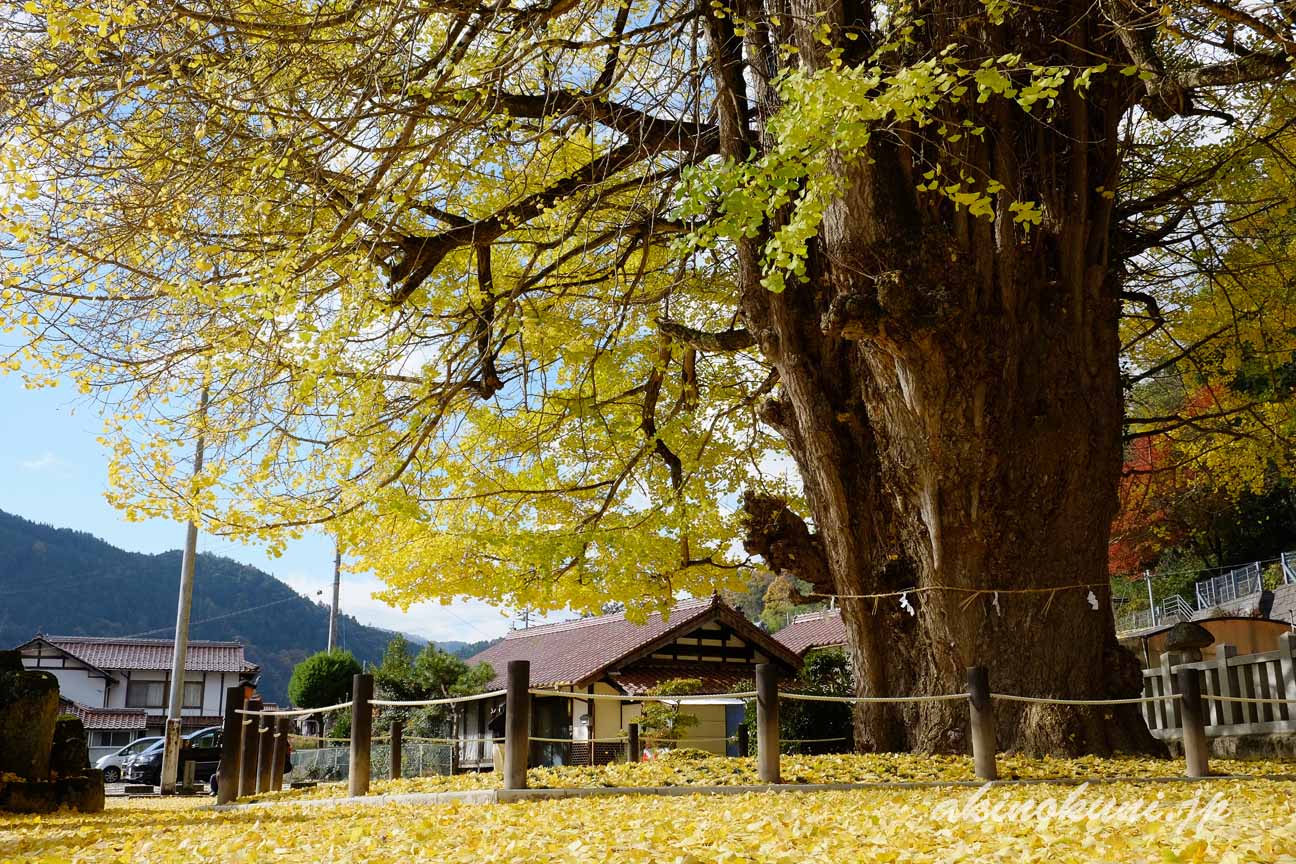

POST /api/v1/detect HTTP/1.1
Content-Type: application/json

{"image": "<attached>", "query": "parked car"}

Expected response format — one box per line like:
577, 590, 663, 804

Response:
124, 727, 223, 787
94, 736, 161, 783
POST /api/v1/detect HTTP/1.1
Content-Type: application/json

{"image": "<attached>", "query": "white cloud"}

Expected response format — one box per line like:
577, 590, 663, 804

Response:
19, 450, 68, 473
274, 567, 513, 645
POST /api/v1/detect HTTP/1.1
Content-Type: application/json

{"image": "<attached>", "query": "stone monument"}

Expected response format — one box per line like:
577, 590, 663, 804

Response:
0, 649, 105, 813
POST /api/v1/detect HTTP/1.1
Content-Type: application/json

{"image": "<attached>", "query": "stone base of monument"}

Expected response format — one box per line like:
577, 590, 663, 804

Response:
1, 649, 107, 814
0, 771, 106, 814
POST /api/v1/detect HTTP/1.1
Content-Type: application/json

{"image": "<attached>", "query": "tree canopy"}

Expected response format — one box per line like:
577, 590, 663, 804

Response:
2, 0, 1293, 614
4, 0, 1296, 753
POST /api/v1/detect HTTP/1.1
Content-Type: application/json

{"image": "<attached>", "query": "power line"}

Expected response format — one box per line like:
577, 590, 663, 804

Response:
0, 574, 123, 597
435, 603, 501, 642
118, 595, 304, 639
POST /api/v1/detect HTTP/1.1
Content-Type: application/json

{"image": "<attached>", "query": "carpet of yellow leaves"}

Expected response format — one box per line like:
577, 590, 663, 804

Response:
245, 751, 1296, 803
3, 778, 1295, 862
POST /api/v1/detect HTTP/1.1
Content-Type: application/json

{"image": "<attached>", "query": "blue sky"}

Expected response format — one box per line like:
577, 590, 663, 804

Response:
0, 373, 517, 645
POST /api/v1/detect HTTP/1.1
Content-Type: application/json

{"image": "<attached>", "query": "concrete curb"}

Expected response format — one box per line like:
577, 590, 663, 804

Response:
208, 772, 1296, 811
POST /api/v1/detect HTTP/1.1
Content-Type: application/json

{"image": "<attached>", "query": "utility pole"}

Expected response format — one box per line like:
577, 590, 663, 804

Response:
327, 542, 341, 652
160, 387, 207, 795
1145, 569, 1157, 627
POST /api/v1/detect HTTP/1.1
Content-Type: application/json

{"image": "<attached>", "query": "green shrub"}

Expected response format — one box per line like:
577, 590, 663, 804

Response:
288, 650, 362, 708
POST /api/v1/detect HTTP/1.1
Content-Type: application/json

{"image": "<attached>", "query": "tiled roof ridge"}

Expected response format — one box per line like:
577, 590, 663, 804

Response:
42, 634, 244, 648
501, 596, 714, 639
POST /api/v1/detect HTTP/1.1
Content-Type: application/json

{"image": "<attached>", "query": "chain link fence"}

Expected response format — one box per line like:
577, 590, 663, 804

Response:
289, 740, 454, 783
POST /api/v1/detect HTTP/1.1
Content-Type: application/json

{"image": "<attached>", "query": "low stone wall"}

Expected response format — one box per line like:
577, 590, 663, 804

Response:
1164, 732, 1296, 760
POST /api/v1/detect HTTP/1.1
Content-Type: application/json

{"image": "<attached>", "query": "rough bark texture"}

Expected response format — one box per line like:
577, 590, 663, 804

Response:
719, 0, 1165, 755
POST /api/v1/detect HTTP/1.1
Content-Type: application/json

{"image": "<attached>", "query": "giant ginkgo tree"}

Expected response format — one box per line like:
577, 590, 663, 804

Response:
2, 0, 1295, 754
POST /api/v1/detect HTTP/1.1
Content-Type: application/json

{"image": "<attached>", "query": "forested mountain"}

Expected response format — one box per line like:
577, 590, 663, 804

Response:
0, 510, 492, 705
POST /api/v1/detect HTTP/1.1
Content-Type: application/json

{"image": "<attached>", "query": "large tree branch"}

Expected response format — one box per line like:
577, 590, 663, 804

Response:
654, 317, 756, 351
740, 491, 833, 595
1105, 0, 1295, 118
490, 91, 716, 154
389, 123, 717, 304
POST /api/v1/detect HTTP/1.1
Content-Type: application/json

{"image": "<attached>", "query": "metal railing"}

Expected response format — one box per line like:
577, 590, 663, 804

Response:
1117, 594, 1196, 634
1116, 550, 1296, 635
1195, 562, 1263, 611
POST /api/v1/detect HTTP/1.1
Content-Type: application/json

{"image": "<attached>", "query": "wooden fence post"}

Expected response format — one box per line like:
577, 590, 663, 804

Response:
256, 715, 274, 794
627, 722, 641, 763
271, 717, 288, 792
349, 673, 373, 797
737, 723, 749, 757
1280, 633, 1296, 725
238, 697, 261, 798
967, 666, 997, 781
390, 720, 403, 780
755, 663, 780, 784
1213, 644, 1237, 727
1177, 666, 1209, 778
216, 686, 244, 805
504, 660, 530, 790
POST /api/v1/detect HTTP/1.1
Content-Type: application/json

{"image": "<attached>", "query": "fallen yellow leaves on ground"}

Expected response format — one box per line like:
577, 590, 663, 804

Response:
247, 751, 1296, 803
3, 778, 1295, 862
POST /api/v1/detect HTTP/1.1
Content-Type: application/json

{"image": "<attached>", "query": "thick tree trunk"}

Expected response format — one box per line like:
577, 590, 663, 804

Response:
718, 0, 1165, 755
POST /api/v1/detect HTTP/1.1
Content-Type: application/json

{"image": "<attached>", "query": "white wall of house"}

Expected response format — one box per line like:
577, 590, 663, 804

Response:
47, 667, 106, 706
675, 704, 729, 756
23, 644, 244, 718
593, 681, 622, 742
107, 668, 240, 717
20, 647, 110, 706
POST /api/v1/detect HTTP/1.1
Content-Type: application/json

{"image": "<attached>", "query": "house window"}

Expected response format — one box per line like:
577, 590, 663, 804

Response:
92, 730, 135, 748
125, 681, 166, 708
125, 680, 203, 708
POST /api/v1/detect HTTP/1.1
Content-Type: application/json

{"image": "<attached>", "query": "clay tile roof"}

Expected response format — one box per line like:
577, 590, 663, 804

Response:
58, 697, 147, 731
41, 635, 259, 674
468, 596, 800, 690
774, 609, 847, 656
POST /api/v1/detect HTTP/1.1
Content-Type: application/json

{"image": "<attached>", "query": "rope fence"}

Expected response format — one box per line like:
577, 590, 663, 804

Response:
370, 690, 507, 708
528, 688, 758, 702
780, 691, 967, 704
990, 693, 1181, 706
217, 657, 1251, 802
237, 701, 352, 718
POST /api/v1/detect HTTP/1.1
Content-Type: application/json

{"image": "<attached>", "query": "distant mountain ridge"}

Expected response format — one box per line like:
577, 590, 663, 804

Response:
0, 510, 496, 705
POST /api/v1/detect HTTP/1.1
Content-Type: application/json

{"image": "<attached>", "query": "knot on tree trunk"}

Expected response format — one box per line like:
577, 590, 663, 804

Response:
820, 290, 882, 341
757, 396, 791, 433
1142, 77, 1191, 120
740, 491, 833, 595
